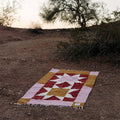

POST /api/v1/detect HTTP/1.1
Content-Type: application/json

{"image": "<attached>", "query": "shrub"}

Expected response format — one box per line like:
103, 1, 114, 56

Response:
116, 56, 120, 67
57, 28, 98, 60
97, 22, 120, 55
28, 23, 43, 34
57, 22, 120, 64
28, 28, 43, 34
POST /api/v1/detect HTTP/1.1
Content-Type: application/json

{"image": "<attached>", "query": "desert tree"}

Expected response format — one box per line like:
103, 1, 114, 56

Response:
0, 0, 19, 26
40, 0, 100, 28
95, 3, 120, 24
111, 10, 120, 22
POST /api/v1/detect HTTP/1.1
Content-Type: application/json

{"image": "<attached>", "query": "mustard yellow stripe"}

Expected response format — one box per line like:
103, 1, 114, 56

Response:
72, 102, 85, 107
84, 75, 97, 88
37, 72, 55, 84
17, 98, 30, 104
58, 70, 90, 75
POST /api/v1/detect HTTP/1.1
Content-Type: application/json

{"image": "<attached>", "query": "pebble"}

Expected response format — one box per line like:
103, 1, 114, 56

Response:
27, 112, 31, 116
9, 102, 13, 105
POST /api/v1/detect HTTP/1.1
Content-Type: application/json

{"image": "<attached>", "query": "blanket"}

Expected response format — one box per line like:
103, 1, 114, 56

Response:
17, 68, 99, 108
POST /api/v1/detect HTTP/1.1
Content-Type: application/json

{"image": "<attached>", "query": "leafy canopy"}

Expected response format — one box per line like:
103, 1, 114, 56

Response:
40, 0, 100, 28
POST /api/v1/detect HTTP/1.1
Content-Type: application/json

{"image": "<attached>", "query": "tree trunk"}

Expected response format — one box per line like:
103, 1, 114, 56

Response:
77, 0, 81, 27
77, 0, 86, 29
81, 14, 86, 28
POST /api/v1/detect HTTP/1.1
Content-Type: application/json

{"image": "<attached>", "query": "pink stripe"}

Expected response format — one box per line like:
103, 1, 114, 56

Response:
75, 86, 92, 103
28, 99, 73, 106
90, 71, 99, 76
22, 83, 44, 99
49, 68, 59, 73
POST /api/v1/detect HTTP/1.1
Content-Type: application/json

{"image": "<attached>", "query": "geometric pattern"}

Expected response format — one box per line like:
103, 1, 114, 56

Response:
32, 73, 88, 101
17, 68, 99, 108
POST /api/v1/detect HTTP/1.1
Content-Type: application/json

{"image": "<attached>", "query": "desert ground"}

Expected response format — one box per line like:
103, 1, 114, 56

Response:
0, 26, 120, 120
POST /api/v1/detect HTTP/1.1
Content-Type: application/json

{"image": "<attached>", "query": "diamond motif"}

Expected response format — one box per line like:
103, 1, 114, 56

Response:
71, 83, 83, 89
44, 81, 56, 88
56, 82, 71, 88
33, 73, 88, 102
47, 88, 69, 97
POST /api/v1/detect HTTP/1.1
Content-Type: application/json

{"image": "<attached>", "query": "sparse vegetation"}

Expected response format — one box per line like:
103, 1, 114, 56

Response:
40, 0, 101, 29
97, 22, 120, 54
28, 28, 43, 34
0, 0, 18, 26
28, 23, 43, 34
57, 21, 120, 66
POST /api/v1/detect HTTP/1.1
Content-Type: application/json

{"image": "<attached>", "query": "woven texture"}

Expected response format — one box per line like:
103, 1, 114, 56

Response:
17, 68, 99, 108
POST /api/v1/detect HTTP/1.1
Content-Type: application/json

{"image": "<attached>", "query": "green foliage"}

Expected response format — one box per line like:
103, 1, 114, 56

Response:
40, 0, 100, 28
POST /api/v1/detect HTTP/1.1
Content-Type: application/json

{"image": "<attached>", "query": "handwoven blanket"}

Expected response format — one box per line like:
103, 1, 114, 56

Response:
17, 68, 99, 108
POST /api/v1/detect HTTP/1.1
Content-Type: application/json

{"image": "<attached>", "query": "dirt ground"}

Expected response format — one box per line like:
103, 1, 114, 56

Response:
0, 26, 120, 120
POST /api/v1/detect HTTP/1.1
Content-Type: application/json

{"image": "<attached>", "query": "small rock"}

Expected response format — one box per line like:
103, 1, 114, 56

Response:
21, 58, 26, 62
2, 89, 14, 96
14, 108, 17, 111
9, 102, 13, 105
2, 57, 8, 60
8, 90, 14, 95
17, 90, 23, 95
100, 116, 105, 120
27, 112, 31, 116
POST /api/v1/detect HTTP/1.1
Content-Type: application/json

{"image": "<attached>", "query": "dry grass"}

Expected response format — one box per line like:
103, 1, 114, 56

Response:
0, 25, 120, 120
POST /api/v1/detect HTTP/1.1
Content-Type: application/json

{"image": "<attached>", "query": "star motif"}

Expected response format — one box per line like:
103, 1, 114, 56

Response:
34, 73, 88, 101
50, 73, 87, 84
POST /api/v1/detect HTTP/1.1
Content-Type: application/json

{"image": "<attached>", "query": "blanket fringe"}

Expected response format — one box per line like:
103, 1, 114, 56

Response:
14, 102, 84, 110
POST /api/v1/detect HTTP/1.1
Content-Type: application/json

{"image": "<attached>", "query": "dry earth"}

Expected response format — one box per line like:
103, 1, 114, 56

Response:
0, 26, 120, 120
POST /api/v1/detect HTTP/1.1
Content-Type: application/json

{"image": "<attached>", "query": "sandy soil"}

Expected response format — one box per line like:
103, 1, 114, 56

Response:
0, 26, 120, 120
